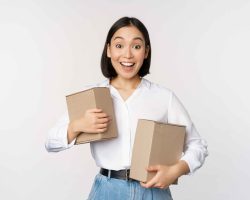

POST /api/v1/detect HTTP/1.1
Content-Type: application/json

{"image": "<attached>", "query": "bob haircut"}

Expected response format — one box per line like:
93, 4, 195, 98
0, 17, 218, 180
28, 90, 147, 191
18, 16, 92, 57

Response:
101, 17, 151, 78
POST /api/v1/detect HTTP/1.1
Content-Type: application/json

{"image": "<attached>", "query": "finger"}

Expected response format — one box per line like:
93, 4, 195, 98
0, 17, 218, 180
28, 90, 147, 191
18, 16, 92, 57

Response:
143, 182, 167, 189
96, 123, 108, 129
95, 112, 109, 118
87, 108, 103, 114
140, 182, 147, 187
140, 179, 157, 188
96, 117, 110, 124
146, 165, 160, 172
96, 128, 108, 133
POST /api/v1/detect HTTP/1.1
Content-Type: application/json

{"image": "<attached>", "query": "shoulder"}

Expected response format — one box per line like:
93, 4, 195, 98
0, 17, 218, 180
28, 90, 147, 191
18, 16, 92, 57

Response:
80, 79, 110, 91
142, 78, 174, 97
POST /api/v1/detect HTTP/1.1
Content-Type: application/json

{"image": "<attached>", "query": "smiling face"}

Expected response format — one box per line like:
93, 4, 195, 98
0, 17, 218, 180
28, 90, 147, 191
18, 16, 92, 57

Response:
107, 26, 149, 81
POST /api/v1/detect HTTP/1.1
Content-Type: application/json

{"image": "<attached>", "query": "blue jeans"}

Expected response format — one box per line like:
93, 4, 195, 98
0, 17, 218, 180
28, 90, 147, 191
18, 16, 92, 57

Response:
87, 173, 173, 200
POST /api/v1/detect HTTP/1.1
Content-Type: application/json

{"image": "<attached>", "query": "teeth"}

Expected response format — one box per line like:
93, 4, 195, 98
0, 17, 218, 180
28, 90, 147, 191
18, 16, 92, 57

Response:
121, 62, 134, 67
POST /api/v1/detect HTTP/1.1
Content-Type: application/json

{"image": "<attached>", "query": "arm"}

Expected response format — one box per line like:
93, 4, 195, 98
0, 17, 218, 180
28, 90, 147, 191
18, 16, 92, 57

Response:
168, 92, 208, 174
141, 92, 208, 188
45, 109, 111, 152
45, 112, 75, 152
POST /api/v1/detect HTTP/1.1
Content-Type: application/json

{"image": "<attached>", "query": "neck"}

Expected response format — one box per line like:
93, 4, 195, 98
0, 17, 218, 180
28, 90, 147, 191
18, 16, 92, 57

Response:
110, 75, 142, 90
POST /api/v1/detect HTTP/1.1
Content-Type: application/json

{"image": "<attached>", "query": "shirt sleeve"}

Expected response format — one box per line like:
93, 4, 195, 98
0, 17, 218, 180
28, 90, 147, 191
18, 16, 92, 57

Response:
45, 112, 76, 152
167, 92, 208, 174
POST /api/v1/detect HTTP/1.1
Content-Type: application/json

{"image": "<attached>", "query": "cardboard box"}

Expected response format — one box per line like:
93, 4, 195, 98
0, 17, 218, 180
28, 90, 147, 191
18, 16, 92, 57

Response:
129, 119, 185, 183
66, 87, 118, 144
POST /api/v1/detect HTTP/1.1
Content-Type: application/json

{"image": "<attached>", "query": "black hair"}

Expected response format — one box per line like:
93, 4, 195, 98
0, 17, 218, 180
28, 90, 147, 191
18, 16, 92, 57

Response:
101, 17, 151, 78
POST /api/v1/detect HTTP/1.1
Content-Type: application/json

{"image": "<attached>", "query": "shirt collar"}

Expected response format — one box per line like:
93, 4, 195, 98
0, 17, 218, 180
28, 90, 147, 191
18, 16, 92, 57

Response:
98, 78, 151, 89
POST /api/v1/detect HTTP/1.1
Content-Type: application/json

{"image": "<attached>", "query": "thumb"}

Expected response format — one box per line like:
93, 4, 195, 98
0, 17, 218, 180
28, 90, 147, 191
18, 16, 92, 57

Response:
89, 108, 102, 113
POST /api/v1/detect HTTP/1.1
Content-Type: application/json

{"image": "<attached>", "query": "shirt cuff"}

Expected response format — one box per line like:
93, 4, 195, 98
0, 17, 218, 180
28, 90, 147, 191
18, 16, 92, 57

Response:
180, 148, 207, 175
45, 123, 76, 152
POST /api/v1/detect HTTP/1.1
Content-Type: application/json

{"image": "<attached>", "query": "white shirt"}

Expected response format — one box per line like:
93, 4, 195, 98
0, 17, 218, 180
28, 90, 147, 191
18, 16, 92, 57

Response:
45, 78, 208, 174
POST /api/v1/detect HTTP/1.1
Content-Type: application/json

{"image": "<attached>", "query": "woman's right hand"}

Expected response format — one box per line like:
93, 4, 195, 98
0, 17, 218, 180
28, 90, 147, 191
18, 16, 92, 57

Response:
67, 108, 111, 143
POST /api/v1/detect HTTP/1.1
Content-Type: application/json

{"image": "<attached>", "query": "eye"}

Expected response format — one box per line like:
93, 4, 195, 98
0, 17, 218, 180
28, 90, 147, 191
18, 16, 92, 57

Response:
115, 44, 122, 48
133, 44, 141, 49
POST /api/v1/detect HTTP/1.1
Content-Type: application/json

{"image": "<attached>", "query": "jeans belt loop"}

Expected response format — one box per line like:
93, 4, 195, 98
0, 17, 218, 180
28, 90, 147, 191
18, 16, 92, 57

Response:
108, 170, 111, 179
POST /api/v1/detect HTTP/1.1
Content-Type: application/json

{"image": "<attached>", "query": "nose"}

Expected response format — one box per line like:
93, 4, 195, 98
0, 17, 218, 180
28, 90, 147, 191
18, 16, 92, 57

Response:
123, 47, 133, 59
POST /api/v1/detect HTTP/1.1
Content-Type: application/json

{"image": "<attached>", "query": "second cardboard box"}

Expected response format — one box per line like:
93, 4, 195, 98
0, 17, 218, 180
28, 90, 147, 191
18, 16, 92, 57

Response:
130, 119, 185, 183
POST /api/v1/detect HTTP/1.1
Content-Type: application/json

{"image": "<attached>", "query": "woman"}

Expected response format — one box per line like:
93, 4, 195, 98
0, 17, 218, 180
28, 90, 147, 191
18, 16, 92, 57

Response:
45, 17, 208, 200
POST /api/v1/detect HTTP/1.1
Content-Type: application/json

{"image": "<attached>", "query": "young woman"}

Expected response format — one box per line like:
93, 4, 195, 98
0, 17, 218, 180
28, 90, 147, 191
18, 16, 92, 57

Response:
45, 17, 208, 200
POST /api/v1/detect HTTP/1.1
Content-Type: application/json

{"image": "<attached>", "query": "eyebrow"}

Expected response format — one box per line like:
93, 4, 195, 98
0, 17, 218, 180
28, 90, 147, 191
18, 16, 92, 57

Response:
113, 36, 144, 42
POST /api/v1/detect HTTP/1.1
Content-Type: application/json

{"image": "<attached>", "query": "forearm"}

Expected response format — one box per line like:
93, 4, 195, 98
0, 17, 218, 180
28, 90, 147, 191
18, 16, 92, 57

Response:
67, 120, 81, 144
45, 113, 75, 152
174, 160, 190, 177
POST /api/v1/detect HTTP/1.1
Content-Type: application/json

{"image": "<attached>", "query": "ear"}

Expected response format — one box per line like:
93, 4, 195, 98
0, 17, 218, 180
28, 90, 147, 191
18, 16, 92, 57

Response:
107, 44, 111, 58
144, 45, 149, 59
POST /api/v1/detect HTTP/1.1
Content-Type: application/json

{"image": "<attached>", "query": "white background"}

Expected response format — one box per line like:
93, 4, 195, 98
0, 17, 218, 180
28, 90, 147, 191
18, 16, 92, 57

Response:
1, 0, 250, 199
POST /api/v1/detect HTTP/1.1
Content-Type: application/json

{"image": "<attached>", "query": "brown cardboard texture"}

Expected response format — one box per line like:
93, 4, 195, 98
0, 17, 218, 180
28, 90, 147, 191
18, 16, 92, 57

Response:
129, 119, 185, 183
66, 87, 117, 144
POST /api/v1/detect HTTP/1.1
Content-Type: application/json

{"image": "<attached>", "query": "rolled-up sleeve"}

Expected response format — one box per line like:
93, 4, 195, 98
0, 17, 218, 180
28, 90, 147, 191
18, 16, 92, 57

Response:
45, 112, 76, 152
168, 92, 208, 174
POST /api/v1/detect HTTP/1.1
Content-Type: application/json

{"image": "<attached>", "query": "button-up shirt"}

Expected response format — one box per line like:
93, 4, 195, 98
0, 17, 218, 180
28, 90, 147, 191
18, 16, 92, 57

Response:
45, 78, 208, 174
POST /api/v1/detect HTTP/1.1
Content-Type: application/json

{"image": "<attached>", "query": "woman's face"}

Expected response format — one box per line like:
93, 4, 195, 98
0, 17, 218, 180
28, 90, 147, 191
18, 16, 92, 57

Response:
107, 26, 149, 80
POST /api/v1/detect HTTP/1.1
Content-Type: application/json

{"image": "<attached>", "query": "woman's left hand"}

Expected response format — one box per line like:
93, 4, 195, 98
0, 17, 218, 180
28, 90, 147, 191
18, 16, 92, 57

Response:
140, 161, 189, 189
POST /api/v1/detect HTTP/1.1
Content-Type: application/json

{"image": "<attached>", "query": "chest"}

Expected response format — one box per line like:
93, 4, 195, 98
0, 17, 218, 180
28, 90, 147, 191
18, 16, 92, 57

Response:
115, 88, 135, 101
112, 91, 170, 123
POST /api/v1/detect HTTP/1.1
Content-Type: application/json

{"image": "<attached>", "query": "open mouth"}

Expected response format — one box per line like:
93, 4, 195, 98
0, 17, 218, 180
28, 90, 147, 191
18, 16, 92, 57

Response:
120, 62, 135, 67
